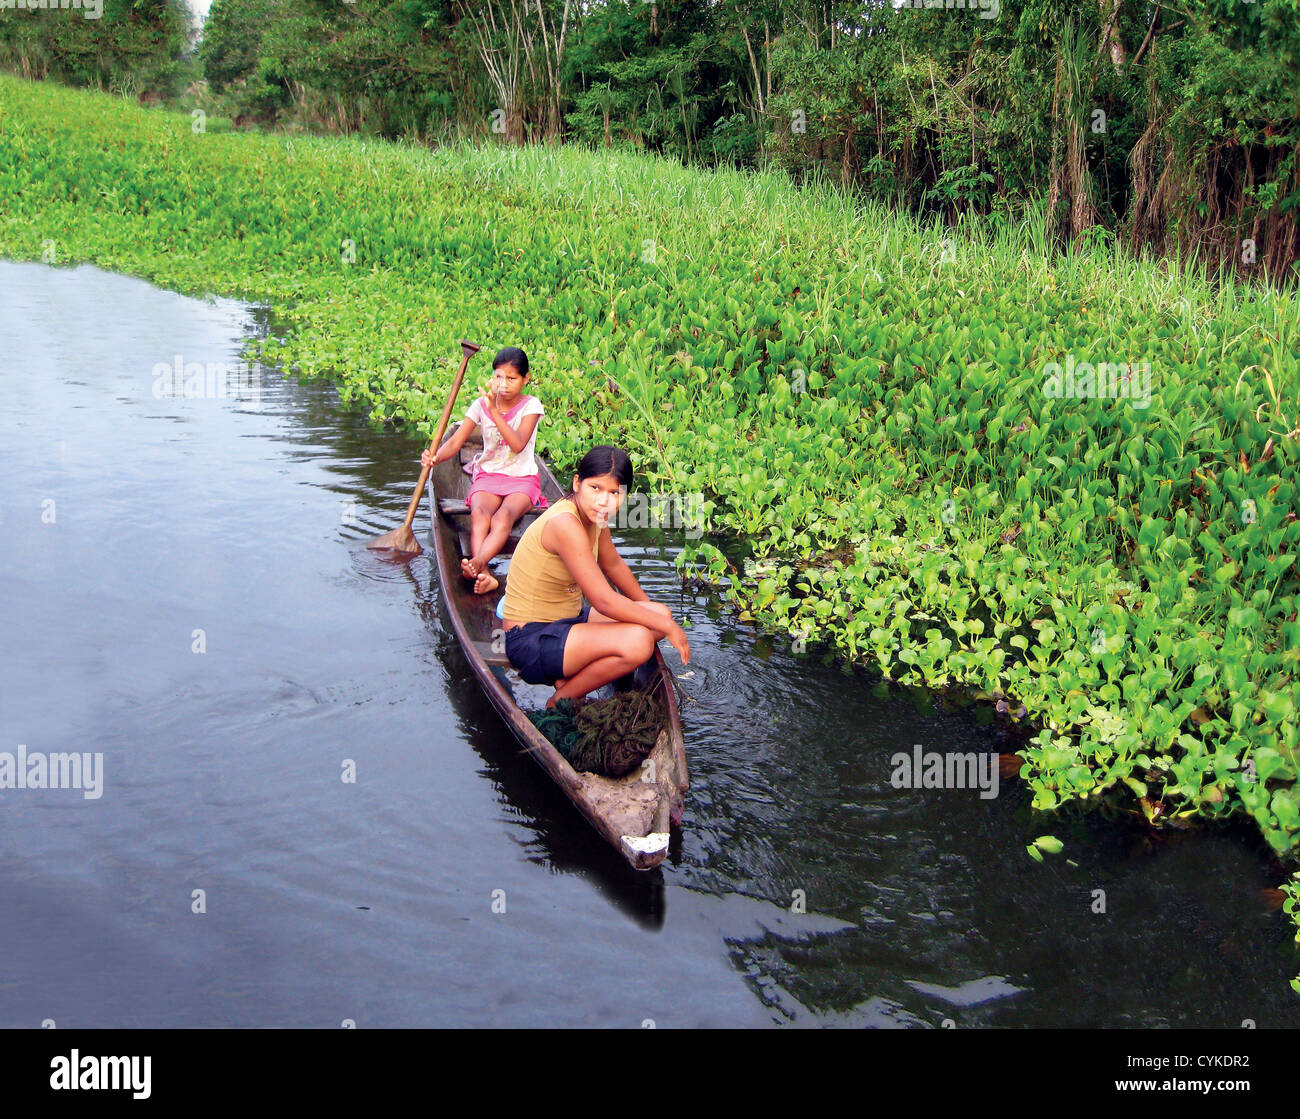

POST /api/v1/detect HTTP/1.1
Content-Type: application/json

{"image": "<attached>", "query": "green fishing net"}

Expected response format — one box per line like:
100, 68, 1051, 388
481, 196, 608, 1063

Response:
526, 691, 664, 777
526, 699, 582, 761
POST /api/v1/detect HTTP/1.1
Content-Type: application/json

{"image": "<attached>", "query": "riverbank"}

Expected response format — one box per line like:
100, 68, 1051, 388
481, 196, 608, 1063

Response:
2, 74, 1296, 982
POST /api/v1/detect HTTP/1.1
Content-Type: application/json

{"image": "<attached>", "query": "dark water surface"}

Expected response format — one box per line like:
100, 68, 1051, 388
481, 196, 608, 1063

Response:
1, 260, 1296, 1027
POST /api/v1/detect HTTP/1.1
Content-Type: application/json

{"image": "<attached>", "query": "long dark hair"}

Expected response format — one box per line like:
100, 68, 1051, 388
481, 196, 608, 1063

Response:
493, 346, 529, 379
565, 445, 633, 502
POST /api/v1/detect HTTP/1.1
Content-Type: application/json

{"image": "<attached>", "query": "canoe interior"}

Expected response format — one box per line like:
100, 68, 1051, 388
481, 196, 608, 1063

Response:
427, 434, 688, 870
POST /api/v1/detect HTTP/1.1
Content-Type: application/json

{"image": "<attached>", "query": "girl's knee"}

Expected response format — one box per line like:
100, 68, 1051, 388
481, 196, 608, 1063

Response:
634, 627, 655, 660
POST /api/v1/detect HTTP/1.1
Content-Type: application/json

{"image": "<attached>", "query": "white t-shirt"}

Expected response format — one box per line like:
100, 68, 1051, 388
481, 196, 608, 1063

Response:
465, 394, 545, 477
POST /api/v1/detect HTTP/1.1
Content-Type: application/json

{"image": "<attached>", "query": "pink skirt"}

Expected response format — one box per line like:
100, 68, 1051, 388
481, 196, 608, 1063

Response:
466, 470, 548, 509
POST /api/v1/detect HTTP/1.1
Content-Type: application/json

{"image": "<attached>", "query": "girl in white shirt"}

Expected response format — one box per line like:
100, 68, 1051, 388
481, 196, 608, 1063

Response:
422, 346, 546, 594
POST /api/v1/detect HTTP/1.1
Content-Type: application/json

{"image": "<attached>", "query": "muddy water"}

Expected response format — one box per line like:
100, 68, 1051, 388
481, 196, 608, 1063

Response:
1, 260, 1296, 1027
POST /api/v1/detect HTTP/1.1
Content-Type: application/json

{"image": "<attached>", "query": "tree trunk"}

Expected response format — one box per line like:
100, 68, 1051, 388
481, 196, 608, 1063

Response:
764, 21, 771, 107
1099, 0, 1127, 73
740, 21, 765, 115
534, 0, 573, 146
841, 127, 857, 190
1131, 5, 1161, 67
1047, 55, 1063, 241
460, 1, 530, 145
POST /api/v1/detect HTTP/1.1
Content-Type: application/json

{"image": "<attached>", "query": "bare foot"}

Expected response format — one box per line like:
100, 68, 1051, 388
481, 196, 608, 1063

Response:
544, 691, 587, 712
473, 570, 499, 595
460, 557, 477, 581
545, 685, 577, 709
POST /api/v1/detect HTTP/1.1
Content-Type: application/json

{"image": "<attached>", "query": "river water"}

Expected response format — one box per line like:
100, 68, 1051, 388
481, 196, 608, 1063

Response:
1, 259, 1296, 1028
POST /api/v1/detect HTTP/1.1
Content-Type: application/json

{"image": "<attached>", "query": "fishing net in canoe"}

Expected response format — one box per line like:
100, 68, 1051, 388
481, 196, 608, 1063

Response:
526, 690, 664, 777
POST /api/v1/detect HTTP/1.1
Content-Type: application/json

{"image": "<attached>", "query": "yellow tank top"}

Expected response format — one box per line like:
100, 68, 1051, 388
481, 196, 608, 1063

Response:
502, 498, 600, 623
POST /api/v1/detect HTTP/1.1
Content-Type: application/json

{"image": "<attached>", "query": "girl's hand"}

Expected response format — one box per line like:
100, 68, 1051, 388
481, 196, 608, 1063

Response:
421, 448, 439, 469
480, 383, 502, 418
667, 621, 691, 665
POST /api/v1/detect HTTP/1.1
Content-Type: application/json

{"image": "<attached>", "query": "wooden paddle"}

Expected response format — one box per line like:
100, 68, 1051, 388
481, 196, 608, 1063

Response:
367, 339, 481, 555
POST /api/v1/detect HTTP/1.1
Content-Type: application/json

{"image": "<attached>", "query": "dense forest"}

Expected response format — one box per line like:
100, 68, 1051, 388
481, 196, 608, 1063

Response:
3, 1, 1299, 283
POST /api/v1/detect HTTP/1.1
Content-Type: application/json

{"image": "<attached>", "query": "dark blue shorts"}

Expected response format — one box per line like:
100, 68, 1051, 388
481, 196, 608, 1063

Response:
504, 605, 591, 685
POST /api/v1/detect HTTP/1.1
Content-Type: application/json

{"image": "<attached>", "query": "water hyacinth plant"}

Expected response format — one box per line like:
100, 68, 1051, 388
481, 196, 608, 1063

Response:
2, 75, 1297, 978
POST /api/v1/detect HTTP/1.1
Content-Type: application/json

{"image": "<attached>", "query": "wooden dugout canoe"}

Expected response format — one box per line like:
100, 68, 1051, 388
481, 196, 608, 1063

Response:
427, 435, 688, 870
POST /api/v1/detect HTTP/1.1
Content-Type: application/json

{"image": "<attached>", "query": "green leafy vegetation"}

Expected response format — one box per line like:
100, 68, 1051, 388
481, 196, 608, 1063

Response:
2, 75, 1297, 983
5, 2, 1300, 280
0, 0, 190, 98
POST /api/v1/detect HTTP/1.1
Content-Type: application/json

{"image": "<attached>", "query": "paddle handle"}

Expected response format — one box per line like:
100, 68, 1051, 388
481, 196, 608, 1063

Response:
401, 340, 480, 530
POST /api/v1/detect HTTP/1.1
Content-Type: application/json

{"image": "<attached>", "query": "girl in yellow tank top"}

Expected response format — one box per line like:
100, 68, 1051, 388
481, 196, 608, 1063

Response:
502, 497, 598, 624
502, 446, 691, 707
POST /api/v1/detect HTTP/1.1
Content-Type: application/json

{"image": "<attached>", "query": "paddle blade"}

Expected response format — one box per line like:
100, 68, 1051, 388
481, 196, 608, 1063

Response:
366, 524, 422, 555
